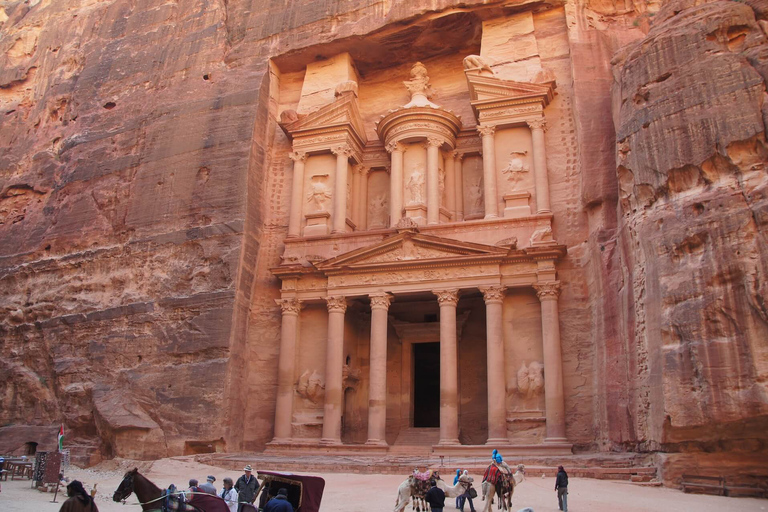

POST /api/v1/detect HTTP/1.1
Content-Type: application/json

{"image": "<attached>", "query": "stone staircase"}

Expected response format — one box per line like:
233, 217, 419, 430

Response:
389, 428, 440, 456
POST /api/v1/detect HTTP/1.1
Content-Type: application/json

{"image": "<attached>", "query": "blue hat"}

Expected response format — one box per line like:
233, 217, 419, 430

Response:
495, 454, 503, 463
456, 469, 461, 475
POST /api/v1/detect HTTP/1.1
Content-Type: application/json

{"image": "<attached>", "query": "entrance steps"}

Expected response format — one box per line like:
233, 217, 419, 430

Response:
391, 427, 440, 456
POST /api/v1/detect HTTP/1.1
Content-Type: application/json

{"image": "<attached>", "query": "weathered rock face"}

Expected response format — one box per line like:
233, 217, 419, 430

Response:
611, 0, 768, 455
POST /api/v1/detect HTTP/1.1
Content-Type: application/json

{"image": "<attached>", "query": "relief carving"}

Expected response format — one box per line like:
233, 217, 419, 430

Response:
463, 54, 494, 75
342, 363, 361, 390
502, 151, 529, 187
403, 62, 438, 108
307, 175, 331, 211
296, 369, 325, 403
529, 225, 554, 246
469, 176, 484, 212
516, 361, 544, 399
369, 194, 388, 227
406, 166, 425, 205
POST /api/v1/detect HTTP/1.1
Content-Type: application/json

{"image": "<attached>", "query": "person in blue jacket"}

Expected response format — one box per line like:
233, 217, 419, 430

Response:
263, 488, 294, 512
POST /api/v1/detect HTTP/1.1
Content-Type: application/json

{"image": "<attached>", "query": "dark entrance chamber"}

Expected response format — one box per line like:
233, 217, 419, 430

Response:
413, 342, 441, 427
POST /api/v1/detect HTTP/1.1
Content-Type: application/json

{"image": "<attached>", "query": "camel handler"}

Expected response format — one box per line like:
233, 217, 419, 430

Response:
234, 465, 259, 512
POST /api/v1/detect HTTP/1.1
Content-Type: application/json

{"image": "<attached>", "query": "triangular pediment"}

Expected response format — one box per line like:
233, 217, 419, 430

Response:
465, 72, 555, 105
315, 232, 509, 272
280, 92, 367, 144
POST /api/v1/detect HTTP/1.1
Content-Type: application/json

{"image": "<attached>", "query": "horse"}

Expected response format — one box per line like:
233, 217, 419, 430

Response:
113, 468, 231, 512
393, 470, 466, 512
480, 464, 525, 512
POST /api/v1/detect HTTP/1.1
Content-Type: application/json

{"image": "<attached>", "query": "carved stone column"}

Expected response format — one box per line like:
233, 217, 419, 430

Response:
534, 281, 566, 442
357, 165, 369, 231
444, 150, 456, 219
387, 142, 405, 227
480, 286, 507, 444
351, 164, 362, 229
367, 293, 393, 445
322, 295, 347, 444
273, 298, 302, 441
287, 151, 307, 238
528, 118, 551, 214
331, 145, 352, 233
454, 152, 464, 221
434, 289, 460, 445
478, 125, 499, 219
426, 137, 442, 225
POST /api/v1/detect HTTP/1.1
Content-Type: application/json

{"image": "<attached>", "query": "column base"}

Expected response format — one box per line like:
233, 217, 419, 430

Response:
484, 214, 499, 220
364, 439, 388, 447
485, 438, 510, 445
320, 438, 342, 446
544, 436, 568, 444
436, 439, 461, 446
536, 209, 552, 214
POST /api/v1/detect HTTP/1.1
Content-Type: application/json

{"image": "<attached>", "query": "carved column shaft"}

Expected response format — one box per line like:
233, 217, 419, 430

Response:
535, 281, 566, 441
478, 125, 499, 219
434, 289, 460, 445
480, 286, 507, 443
445, 151, 456, 219
351, 166, 361, 229
454, 152, 464, 221
388, 143, 404, 227
358, 167, 369, 231
427, 138, 441, 225
273, 298, 302, 441
367, 293, 392, 445
322, 296, 347, 444
332, 146, 351, 233
529, 119, 551, 214
288, 152, 307, 237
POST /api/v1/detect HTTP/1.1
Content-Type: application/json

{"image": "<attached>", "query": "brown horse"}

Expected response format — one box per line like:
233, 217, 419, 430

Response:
112, 468, 230, 512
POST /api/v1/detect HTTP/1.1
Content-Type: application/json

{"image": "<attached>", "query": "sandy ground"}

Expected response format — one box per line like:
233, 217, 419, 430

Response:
0, 456, 765, 512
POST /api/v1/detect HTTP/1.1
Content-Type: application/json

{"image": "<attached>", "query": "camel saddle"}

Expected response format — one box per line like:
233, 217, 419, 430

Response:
483, 464, 513, 496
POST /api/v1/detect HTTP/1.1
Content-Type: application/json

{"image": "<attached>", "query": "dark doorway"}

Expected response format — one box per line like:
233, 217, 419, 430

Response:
413, 342, 440, 427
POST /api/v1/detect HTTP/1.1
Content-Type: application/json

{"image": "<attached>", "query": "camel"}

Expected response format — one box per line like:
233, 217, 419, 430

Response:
480, 464, 525, 512
393, 471, 465, 512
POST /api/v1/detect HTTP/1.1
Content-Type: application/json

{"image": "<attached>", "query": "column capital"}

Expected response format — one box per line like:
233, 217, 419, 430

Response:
354, 164, 370, 176
527, 118, 547, 132
276, 298, 302, 315
385, 141, 406, 154
479, 285, 506, 304
325, 295, 348, 312
477, 125, 496, 137
433, 289, 460, 306
369, 293, 393, 310
331, 145, 354, 158
452, 150, 464, 161
426, 136, 443, 148
534, 281, 561, 301
288, 150, 308, 162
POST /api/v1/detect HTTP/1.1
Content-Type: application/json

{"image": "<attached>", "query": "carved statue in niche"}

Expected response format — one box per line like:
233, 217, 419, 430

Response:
530, 225, 554, 246
369, 193, 388, 226
307, 175, 331, 211
406, 166, 425, 205
468, 176, 484, 211
517, 361, 544, 399
438, 166, 446, 204
296, 369, 325, 403
342, 363, 361, 390
502, 151, 529, 187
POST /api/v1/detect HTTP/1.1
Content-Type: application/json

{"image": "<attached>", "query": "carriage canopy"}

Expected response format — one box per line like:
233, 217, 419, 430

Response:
256, 470, 325, 512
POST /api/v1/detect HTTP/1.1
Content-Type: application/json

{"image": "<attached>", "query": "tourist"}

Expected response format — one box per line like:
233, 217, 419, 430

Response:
454, 469, 461, 509
555, 465, 569, 512
220, 477, 238, 512
235, 464, 260, 511
59, 480, 99, 512
425, 479, 445, 512
263, 487, 294, 512
458, 470, 476, 512
199, 475, 217, 495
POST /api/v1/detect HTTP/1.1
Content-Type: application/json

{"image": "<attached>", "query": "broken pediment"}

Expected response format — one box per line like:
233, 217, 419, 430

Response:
314, 232, 509, 272
279, 90, 367, 147
465, 71, 556, 124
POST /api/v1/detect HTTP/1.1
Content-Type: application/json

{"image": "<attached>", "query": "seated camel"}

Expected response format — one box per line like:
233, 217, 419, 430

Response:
393, 470, 464, 512
481, 463, 525, 512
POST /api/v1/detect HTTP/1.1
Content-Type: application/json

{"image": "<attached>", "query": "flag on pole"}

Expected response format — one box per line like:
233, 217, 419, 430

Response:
58, 424, 64, 452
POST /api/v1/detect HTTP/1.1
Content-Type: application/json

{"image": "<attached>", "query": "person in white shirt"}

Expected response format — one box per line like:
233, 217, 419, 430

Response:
220, 477, 239, 512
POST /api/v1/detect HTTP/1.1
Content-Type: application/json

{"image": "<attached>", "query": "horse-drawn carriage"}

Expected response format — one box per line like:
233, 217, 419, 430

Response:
254, 471, 325, 512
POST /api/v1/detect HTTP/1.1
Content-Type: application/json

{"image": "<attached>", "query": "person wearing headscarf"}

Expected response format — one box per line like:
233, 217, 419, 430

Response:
555, 465, 569, 511
59, 480, 99, 512
454, 469, 462, 509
